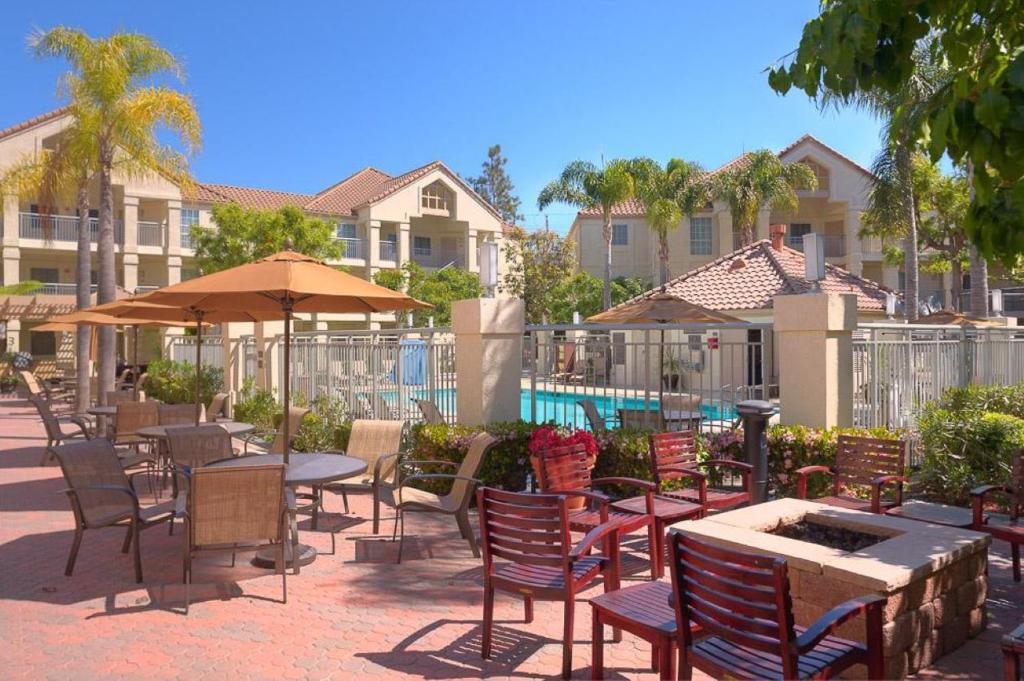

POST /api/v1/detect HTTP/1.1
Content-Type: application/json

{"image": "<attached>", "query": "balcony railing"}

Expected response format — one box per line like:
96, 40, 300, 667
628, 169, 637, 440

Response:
33, 283, 97, 296
336, 237, 365, 260
784, 233, 846, 258
19, 212, 124, 244
379, 240, 397, 262
138, 220, 164, 247
412, 250, 463, 269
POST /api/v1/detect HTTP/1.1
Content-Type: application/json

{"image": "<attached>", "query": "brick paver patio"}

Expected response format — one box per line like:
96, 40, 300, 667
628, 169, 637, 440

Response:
0, 396, 1018, 679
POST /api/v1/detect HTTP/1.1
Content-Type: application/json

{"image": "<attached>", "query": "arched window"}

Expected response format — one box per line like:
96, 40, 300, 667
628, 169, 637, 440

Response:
421, 181, 453, 213
799, 158, 830, 193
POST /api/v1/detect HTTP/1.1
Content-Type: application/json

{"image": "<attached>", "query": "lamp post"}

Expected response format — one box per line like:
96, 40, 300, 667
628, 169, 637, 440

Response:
737, 399, 776, 504
479, 241, 498, 298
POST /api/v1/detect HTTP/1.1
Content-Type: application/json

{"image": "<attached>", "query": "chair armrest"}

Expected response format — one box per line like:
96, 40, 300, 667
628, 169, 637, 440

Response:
399, 458, 458, 470
796, 594, 886, 654
702, 459, 753, 473
285, 488, 297, 511
61, 484, 140, 512
592, 477, 658, 493
795, 465, 834, 499
971, 484, 1011, 498
870, 475, 910, 512
59, 415, 94, 439
971, 484, 1011, 527
175, 488, 189, 518
373, 451, 403, 483
658, 465, 707, 482
569, 518, 623, 559
399, 473, 481, 489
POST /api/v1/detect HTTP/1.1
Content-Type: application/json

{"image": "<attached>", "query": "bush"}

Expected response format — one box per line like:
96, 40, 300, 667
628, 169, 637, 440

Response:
232, 378, 278, 436
936, 383, 1024, 419
292, 395, 353, 453
145, 359, 223, 405
917, 407, 1024, 507
407, 420, 534, 494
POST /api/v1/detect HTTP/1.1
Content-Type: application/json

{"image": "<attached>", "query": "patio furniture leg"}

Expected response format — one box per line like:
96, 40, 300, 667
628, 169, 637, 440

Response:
340, 489, 349, 514
121, 525, 133, 553
372, 486, 381, 535
866, 600, 885, 679
481, 585, 494, 659
65, 527, 83, 576
591, 607, 604, 680
311, 485, 320, 531
657, 642, 675, 681
396, 509, 406, 564
456, 510, 479, 557
288, 508, 300, 576
131, 520, 143, 583
1006, 646, 1021, 681
562, 596, 575, 679
279, 540, 287, 605
648, 518, 661, 579
1013, 543, 1021, 582
524, 596, 534, 623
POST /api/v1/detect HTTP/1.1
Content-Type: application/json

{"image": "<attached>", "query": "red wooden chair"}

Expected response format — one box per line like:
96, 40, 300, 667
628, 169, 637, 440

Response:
971, 450, 1024, 582
795, 435, 907, 513
535, 442, 660, 577
649, 431, 751, 513
668, 531, 885, 680
478, 488, 622, 680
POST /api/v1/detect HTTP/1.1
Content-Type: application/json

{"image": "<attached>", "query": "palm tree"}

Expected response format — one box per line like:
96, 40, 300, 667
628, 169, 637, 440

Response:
712, 150, 817, 247
538, 159, 635, 309
31, 28, 201, 398
966, 162, 990, 316
0, 110, 98, 412
630, 158, 708, 284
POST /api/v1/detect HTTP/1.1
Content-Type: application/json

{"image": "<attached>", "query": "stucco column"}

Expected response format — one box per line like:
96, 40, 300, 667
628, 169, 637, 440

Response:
466, 228, 479, 272
774, 292, 856, 428
2, 194, 19, 246
167, 255, 182, 285
2, 245, 20, 286
220, 322, 237, 395
716, 209, 733, 253
368, 220, 381, 269
5, 319, 20, 352
755, 209, 771, 242
122, 253, 139, 293
845, 208, 864, 276
123, 195, 140, 254
453, 297, 524, 426
167, 200, 182, 255
253, 321, 268, 390
398, 222, 411, 266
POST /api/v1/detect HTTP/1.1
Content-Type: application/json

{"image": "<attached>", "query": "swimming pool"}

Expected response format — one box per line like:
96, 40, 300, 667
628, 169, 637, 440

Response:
383, 388, 737, 429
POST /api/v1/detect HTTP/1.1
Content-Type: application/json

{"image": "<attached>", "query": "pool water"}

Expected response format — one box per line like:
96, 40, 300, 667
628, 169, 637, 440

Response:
383, 388, 737, 429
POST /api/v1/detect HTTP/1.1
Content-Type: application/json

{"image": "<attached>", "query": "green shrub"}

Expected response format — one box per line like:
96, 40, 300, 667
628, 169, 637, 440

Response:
917, 407, 1024, 506
145, 359, 223, 405
292, 395, 353, 453
232, 378, 278, 436
407, 420, 534, 494
938, 384, 1024, 419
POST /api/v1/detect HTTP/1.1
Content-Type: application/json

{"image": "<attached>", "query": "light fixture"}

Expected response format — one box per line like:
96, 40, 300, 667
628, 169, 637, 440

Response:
479, 241, 499, 297
572, 311, 581, 325
885, 292, 897, 319
992, 289, 1004, 316
803, 233, 825, 291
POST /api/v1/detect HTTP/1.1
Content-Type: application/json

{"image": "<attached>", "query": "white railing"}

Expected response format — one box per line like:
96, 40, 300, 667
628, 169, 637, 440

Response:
168, 337, 224, 369
785, 233, 846, 257
523, 322, 775, 433
853, 323, 1024, 432
337, 237, 365, 260
379, 240, 397, 262
34, 283, 97, 296
137, 220, 164, 247
19, 212, 124, 244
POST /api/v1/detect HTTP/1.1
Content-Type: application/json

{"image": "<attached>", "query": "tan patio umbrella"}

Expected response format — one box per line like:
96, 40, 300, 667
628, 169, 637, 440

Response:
588, 290, 743, 417
98, 248, 430, 456
917, 310, 1007, 328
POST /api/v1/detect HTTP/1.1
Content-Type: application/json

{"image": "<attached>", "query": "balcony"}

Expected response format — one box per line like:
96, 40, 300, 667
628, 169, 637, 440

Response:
138, 220, 164, 247
379, 240, 397, 262
412, 249, 463, 269
336, 237, 365, 260
19, 212, 124, 245
33, 283, 97, 296
784, 233, 846, 258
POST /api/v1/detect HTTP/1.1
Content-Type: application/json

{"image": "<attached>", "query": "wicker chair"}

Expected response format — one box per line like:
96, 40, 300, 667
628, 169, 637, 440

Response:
53, 439, 177, 582
320, 419, 406, 533
206, 392, 229, 422
158, 403, 199, 426
29, 394, 93, 466
414, 398, 445, 425
179, 464, 290, 613
382, 432, 497, 562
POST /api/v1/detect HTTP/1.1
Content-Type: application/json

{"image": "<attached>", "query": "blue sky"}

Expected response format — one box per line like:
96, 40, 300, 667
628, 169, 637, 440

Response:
0, 1, 882, 233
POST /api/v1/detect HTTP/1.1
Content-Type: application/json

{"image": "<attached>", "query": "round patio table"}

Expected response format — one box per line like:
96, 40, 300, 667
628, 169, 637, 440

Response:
86, 405, 118, 418
136, 421, 256, 440
208, 453, 367, 569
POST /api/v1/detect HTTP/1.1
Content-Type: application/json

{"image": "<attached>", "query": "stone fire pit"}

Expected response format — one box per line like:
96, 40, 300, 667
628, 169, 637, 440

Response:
671, 499, 990, 678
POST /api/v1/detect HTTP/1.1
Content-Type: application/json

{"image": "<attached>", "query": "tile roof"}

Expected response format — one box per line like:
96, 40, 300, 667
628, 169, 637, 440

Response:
0, 107, 70, 142
609, 239, 891, 313
778, 134, 874, 177
303, 167, 392, 215
578, 198, 646, 218
193, 183, 315, 211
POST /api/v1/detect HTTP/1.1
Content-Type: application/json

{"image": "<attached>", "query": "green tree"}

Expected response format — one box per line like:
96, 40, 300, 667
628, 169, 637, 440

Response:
192, 203, 344, 274
711, 150, 816, 247
500, 226, 578, 324
630, 158, 709, 284
548, 273, 649, 323
468, 144, 522, 224
32, 27, 201, 398
374, 261, 481, 326
916, 161, 971, 310
538, 159, 637, 310
766, 0, 1024, 261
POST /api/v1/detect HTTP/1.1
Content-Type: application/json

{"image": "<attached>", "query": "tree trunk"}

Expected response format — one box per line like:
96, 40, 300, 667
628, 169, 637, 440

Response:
659, 234, 670, 285
75, 179, 92, 414
966, 163, 989, 317
96, 158, 116, 401
602, 215, 612, 310
899, 148, 919, 322
741, 222, 754, 248
951, 256, 963, 312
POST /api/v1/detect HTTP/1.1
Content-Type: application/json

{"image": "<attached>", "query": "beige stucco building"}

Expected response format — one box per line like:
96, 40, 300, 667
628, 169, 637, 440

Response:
566, 134, 954, 309
0, 108, 508, 365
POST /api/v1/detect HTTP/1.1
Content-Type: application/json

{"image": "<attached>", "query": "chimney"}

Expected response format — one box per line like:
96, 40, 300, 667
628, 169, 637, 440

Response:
769, 224, 786, 251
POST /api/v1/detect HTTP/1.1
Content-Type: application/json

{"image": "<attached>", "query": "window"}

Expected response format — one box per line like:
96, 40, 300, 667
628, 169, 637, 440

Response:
30, 267, 58, 284
30, 331, 56, 356
612, 332, 626, 366
611, 224, 628, 246
421, 182, 451, 211
689, 217, 712, 255
786, 223, 812, 249
181, 207, 199, 249
335, 223, 356, 239
413, 236, 432, 255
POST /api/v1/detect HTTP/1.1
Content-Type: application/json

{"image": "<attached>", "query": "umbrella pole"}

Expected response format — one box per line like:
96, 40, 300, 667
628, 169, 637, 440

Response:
132, 326, 139, 400
282, 296, 293, 465
194, 311, 205, 425
659, 327, 665, 429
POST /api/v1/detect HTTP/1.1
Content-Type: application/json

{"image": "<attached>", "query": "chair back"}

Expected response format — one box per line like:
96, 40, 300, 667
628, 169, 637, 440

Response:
159, 403, 198, 425
577, 399, 605, 434
136, 373, 148, 392
478, 488, 571, 581
445, 432, 497, 508
207, 392, 229, 421
113, 401, 159, 442
649, 430, 699, 487
19, 370, 43, 396
618, 408, 662, 430
269, 406, 310, 454
187, 465, 286, 547
668, 531, 798, 677
346, 419, 406, 481
834, 435, 905, 496
414, 399, 445, 425
28, 394, 63, 442
54, 439, 133, 527
166, 425, 234, 471
534, 442, 593, 495
106, 390, 136, 407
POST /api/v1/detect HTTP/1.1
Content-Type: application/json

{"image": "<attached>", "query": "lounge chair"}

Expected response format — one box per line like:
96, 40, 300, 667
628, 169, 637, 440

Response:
206, 392, 229, 421
20, 369, 72, 407
577, 398, 611, 434
414, 398, 445, 425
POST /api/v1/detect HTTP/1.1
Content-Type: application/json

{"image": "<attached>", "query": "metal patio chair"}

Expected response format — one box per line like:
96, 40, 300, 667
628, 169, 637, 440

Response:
29, 394, 93, 466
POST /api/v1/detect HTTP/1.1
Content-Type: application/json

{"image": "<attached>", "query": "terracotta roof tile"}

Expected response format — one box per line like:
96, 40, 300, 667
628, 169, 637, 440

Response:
778, 134, 874, 177
0, 108, 70, 142
610, 239, 891, 313
304, 167, 392, 215
358, 161, 444, 206
193, 183, 315, 211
